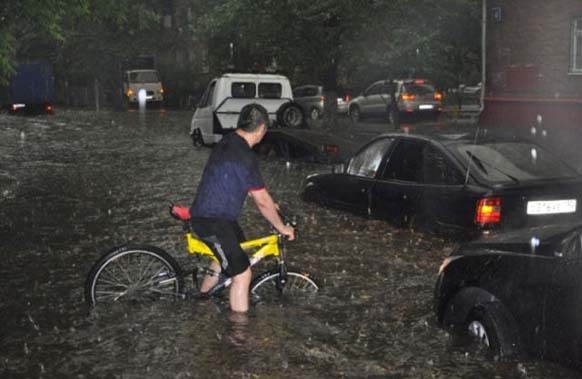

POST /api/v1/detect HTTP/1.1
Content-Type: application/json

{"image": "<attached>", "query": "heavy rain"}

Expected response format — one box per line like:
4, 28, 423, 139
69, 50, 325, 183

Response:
3, 0, 582, 378
1, 110, 580, 378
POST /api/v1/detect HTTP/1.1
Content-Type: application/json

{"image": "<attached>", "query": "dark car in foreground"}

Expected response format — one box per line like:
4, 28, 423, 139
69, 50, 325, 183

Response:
434, 222, 582, 369
301, 126, 582, 238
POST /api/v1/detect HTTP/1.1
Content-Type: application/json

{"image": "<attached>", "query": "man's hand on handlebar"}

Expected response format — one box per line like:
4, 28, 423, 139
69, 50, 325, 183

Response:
279, 224, 295, 241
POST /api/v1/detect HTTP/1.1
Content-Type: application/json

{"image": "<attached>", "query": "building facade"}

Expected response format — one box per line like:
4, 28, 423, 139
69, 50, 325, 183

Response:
481, 0, 582, 127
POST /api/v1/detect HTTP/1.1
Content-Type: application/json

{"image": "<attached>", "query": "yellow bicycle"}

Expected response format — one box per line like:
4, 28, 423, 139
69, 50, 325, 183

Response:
84, 204, 319, 306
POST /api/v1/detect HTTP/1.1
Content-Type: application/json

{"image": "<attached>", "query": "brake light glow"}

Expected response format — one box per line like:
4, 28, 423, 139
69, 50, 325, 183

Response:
434, 92, 443, 101
401, 93, 416, 101
475, 197, 502, 224
46, 104, 53, 112
324, 145, 339, 154
414, 79, 426, 84
345, 95, 351, 102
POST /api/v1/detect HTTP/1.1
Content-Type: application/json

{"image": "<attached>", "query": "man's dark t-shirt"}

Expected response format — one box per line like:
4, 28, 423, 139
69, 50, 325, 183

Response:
190, 132, 264, 220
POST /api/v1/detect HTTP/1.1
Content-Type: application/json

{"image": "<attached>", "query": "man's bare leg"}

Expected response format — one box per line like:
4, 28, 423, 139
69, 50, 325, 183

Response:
229, 267, 252, 312
199, 260, 222, 292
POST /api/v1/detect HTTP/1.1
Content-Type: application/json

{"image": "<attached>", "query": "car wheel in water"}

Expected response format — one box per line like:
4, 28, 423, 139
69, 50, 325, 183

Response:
191, 129, 204, 147
309, 107, 320, 120
463, 302, 521, 357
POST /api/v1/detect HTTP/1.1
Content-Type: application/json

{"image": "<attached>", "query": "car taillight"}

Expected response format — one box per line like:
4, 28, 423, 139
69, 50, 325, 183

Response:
475, 197, 502, 225
345, 95, 351, 102
320, 95, 325, 102
434, 92, 443, 101
401, 93, 416, 101
46, 104, 53, 113
324, 144, 339, 154
414, 79, 426, 84
160, 88, 164, 94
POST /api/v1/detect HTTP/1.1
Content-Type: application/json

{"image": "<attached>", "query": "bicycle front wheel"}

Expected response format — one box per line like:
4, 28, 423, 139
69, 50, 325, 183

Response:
250, 268, 319, 304
85, 245, 183, 306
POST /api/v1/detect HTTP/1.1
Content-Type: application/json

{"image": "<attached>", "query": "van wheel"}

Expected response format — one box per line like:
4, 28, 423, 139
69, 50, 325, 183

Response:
191, 129, 204, 147
278, 103, 305, 128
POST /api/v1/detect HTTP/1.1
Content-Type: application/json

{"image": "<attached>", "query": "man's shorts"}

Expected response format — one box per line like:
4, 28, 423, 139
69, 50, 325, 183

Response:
190, 217, 249, 277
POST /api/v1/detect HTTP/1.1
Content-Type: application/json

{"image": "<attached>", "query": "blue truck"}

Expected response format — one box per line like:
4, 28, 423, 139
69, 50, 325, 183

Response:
0, 62, 55, 114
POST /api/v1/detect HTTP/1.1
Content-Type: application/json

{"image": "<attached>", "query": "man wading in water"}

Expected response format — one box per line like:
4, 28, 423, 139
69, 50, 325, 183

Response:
189, 103, 295, 313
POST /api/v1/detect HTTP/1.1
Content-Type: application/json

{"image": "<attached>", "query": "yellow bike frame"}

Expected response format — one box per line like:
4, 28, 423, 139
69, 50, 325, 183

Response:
185, 232, 281, 265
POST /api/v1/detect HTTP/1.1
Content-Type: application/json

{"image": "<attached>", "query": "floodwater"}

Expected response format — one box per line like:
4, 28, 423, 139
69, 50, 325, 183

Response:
0, 109, 579, 378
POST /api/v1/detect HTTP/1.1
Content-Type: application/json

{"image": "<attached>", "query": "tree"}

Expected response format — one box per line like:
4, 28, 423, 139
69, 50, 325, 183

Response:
0, 0, 87, 84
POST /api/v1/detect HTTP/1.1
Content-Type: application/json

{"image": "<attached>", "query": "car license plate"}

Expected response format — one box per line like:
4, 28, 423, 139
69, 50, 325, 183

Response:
527, 199, 577, 215
419, 104, 433, 110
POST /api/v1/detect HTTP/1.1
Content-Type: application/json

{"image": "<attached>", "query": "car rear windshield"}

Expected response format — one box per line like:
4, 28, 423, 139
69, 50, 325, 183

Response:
402, 83, 435, 95
454, 141, 578, 183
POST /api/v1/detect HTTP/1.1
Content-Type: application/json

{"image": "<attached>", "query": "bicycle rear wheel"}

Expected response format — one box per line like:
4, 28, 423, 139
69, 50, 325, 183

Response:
85, 245, 183, 306
250, 268, 319, 304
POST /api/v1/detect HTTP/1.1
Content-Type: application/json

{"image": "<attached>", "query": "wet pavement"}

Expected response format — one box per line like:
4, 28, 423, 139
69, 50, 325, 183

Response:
0, 109, 580, 378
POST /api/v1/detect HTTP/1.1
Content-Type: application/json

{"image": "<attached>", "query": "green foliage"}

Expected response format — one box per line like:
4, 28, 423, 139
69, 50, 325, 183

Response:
193, 0, 481, 90
0, 0, 481, 96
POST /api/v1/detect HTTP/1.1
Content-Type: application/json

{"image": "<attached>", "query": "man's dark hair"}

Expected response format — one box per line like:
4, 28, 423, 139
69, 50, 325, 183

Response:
237, 103, 270, 132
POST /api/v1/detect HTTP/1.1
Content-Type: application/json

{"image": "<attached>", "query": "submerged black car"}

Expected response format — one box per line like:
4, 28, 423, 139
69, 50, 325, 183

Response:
434, 222, 582, 369
301, 126, 582, 238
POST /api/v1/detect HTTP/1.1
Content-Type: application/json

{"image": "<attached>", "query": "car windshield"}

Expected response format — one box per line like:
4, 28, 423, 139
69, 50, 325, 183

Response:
454, 141, 578, 183
128, 71, 159, 83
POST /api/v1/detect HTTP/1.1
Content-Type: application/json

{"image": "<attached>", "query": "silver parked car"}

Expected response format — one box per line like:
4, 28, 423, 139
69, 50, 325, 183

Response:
348, 79, 443, 124
292, 85, 324, 120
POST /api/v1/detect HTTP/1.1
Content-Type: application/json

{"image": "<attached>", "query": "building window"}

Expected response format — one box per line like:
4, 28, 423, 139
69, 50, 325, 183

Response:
571, 16, 582, 74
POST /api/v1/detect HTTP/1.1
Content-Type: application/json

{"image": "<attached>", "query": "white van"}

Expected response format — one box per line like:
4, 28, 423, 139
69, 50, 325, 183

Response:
190, 73, 304, 146
123, 69, 164, 106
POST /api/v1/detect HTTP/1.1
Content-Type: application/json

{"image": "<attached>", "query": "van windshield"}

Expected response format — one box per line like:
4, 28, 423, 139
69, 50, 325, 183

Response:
129, 71, 159, 83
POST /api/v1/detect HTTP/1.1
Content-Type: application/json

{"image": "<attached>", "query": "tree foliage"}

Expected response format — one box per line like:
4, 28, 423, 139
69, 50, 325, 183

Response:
1, 0, 481, 95
193, 0, 481, 90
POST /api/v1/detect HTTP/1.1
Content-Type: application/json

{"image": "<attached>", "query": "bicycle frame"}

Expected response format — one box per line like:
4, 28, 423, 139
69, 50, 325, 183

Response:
185, 231, 281, 263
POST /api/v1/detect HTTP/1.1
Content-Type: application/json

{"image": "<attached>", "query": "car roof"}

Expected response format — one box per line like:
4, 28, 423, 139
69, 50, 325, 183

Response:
293, 84, 321, 89
372, 123, 519, 146
219, 73, 289, 80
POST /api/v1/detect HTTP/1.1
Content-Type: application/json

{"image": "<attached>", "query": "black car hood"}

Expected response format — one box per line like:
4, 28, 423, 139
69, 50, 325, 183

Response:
461, 222, 582, 256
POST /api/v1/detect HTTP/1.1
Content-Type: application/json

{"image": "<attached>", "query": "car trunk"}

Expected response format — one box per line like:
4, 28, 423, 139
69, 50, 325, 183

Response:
492, 178, 582, 230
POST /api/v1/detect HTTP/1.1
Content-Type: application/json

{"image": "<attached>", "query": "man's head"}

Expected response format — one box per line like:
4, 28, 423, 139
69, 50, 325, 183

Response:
237, 103, 270, 132
236, 103, 269, 146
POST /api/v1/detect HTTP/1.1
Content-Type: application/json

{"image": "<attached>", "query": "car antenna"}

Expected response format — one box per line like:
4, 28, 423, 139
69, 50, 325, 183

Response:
464, 127, 481, 185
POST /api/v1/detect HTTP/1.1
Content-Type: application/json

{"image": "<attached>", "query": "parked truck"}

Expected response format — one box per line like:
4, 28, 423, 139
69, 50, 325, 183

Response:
120, 56, 164, 108
0, 62, 55, 114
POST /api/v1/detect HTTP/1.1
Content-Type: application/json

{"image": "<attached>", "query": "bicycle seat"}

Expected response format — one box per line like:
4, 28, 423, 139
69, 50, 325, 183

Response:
170, 204, 191, 221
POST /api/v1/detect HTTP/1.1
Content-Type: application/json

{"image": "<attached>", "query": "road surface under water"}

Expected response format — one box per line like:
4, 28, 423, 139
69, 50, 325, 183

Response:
0, 109, 578, 378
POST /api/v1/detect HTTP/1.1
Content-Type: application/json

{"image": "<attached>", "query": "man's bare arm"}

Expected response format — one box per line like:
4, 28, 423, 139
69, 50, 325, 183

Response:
249, 188, 295, 240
